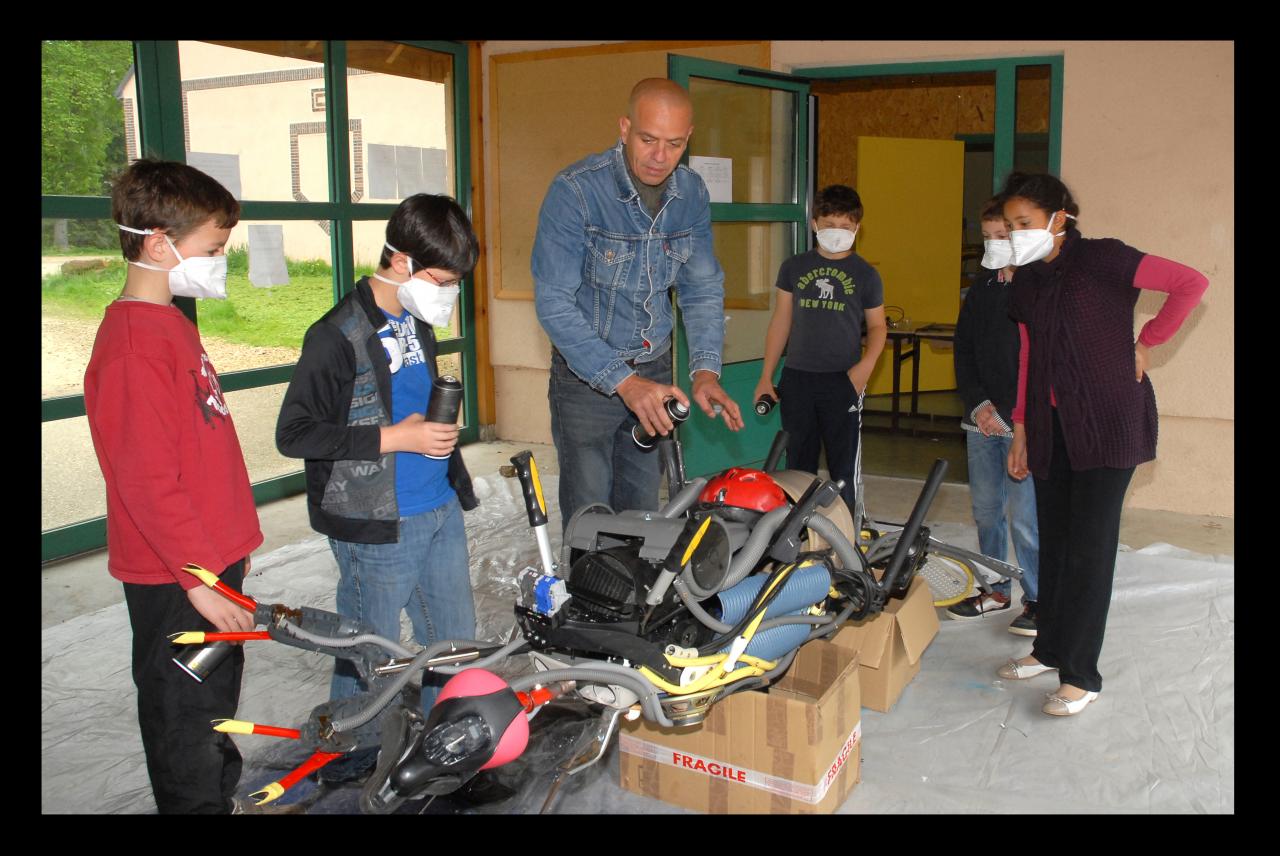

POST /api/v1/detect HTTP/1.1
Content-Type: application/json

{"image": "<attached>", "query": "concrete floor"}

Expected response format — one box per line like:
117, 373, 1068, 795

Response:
41, 439, 1234, 629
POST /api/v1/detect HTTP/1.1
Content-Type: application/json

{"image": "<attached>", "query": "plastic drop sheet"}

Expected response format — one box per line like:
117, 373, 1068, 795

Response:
42, 476, 1233, 813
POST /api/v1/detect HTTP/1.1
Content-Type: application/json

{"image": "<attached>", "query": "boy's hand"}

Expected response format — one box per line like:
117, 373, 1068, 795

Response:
752, 378, 778, 408
187, 584, 255, 634
847, 362, 873, 397
384, 413, 460, 457
974, 402, 1000, 436
692, 371, 744, 432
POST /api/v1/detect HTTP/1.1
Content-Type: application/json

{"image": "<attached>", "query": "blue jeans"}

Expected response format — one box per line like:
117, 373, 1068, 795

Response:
549, 347, 670, 528
966, 431, 1039, 603
329, 496, 475, 713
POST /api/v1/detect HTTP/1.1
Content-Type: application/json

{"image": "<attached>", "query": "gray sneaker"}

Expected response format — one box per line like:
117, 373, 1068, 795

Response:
1009, 602, 1038, 637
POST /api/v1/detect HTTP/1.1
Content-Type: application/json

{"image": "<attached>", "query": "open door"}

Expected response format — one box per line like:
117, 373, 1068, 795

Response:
856, 136, 965, 396
667, 55, 809, 479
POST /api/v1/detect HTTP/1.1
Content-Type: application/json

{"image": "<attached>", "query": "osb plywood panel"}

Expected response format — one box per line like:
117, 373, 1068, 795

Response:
491, 42, 769, 300
812, 71, 1049, 191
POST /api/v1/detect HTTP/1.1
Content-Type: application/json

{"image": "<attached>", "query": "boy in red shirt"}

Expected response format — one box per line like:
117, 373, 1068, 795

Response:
84, 159, 263, 813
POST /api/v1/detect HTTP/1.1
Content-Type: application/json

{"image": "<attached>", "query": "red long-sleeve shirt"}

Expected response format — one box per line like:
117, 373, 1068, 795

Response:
83, 301, 263, 588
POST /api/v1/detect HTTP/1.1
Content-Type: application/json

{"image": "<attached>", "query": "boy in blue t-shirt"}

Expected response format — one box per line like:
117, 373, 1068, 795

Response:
276, 194, 480, 780
754, 185, 887, 514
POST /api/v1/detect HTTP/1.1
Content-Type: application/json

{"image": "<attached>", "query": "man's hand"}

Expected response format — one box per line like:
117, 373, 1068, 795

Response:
187, 583, 255, 634
616, 374, 690, 439
974, 402, 1000, 436
382, 412, 460, 457
1007, 423, 1030, 481
1135, 342, 1150, 382
752, 377, 778, 408
692, 371, 744, 431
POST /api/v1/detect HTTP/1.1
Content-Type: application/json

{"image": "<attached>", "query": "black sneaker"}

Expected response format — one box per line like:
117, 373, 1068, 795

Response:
946, 590, 1011, 620
1009, 602, 1038, 637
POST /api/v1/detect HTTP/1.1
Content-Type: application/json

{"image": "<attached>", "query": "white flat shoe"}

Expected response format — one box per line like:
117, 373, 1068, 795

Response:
997, 658, 1057, 680
1042, 690, 1099, 716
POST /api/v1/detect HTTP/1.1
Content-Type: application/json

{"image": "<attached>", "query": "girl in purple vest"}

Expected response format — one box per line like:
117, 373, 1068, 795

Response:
995, 173, 1208, 716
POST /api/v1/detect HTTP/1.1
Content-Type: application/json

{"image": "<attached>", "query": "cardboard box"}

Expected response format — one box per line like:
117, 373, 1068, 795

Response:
831, 575, 939, 712
618, 639, 862, 814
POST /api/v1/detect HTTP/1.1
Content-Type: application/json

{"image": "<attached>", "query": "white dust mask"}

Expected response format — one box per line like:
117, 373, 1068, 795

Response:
374, 243, 459, 327
980, 239, 1013, 270
1008, 212, 1075, 266
816, 227, 858, 254
117, 224, 229, 299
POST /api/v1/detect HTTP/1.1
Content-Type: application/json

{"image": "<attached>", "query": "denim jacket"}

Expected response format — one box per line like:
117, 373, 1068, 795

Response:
532, 142, 726, 394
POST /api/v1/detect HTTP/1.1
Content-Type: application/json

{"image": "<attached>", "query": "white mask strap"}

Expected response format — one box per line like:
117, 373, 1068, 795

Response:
117, 224, 185, 268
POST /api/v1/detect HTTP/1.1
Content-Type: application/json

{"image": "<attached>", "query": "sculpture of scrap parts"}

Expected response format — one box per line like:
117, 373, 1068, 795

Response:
174, 429, 950, 814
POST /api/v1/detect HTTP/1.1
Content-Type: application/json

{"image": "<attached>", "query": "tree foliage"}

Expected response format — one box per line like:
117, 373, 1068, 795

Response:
41, 41, 135, 197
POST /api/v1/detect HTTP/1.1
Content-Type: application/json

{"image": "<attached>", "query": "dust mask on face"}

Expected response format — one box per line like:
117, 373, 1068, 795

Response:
373, 243, 460, 327
1009, 212, 1075, 265
815, 227, 857, 254
117, 224, 229, 299
981, 239, 1013, 270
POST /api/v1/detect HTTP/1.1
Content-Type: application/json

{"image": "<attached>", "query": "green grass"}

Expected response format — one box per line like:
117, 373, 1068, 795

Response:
42, 248, 458, 349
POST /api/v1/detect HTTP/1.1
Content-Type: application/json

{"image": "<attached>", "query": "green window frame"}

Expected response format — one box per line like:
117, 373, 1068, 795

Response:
42, 40, 476, 563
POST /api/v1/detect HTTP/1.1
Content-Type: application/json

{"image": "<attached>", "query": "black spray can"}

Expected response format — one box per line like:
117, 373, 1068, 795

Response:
632, 398, 691, 449
173, 641, 233, 683
755, 393, 778, 416
425, 375, 463, 424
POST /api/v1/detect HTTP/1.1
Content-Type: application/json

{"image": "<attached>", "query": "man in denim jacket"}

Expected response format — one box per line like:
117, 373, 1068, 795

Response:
533, 79, 743, 526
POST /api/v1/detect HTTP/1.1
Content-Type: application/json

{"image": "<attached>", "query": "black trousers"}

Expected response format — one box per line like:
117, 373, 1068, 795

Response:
123, 560, 247, 814
779, 366, 861, 512
1030, 411, 1134, 693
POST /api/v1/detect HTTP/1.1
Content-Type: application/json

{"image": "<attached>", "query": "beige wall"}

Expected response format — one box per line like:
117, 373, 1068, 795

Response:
771, 41, 1233, 515
479, 41, 1233, 516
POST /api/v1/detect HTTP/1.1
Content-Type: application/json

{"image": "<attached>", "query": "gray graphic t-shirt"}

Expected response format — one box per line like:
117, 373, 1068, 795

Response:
775, 249, 884, 373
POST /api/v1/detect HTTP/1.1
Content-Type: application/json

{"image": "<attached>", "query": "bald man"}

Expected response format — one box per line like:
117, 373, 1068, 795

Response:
533, 79, 742, 527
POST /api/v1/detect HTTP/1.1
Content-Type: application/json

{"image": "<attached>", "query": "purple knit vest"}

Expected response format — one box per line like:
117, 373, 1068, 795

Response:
1010, 232, 1155, 475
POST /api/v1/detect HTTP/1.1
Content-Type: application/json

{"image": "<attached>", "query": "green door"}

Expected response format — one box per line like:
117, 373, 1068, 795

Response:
667, 55, 809, 478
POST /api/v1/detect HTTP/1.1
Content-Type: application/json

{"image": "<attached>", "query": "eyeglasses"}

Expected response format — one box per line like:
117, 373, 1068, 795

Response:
419, 269, 462, 289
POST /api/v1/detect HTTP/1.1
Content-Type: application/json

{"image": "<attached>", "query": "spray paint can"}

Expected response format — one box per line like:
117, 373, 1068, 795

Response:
425, 375, 463, 424
173, 641, 233, 683
632, 398, 691, 449
755, 394, 778, 416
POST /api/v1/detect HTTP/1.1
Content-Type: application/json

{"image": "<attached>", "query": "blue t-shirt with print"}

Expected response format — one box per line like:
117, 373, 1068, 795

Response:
379, 308, 455, 515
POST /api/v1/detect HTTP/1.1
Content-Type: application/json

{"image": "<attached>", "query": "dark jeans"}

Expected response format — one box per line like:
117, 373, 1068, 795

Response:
123, 560, 247, 814
549, 347, 672, 528
779, 366, 861, 512
1030, 410, 1134, 693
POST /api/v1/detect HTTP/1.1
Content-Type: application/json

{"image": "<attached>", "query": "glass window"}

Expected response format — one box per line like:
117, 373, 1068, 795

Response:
178, 41, 331, 202
42, 218, 127, 399
41, 41, 135, 198
205, 220, 335, 372
42, 416, 108, 532
711, 221, 794, 365
687, 77, 796, 205
347, 42, 456, 203
223, 383, 300, 486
